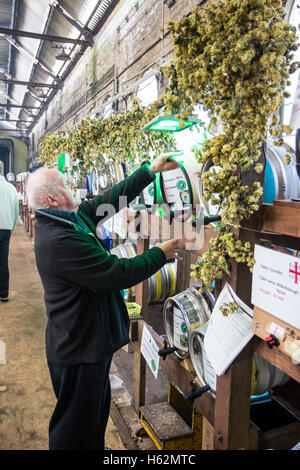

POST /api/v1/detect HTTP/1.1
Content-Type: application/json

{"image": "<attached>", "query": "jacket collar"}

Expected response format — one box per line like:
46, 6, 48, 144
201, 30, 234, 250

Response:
35, 208, 100, 241
35, 208, 110, 251
35, 209, 77, 228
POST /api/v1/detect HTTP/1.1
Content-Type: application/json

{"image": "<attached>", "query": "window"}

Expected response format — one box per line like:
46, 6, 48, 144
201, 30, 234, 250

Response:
173, 104, 212, 152
136, 74, 158, 107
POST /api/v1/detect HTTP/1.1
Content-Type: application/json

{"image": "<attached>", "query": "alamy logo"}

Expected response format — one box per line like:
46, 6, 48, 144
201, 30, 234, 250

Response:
95, 196, 205, 250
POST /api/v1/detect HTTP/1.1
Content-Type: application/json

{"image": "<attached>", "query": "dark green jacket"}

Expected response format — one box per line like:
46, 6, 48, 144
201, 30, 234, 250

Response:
34, 165, 166, 364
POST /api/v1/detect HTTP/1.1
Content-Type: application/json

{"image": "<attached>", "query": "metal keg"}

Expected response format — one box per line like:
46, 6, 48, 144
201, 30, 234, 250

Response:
189, 326, 290, 397
188, 323, 217, 393
159, 151, 202, 221
92, 167, 112, 195
263, 144, 300, 203
163, 286, 212, 360
110, 161, 127, 183
252, 353, 290, 396
111, 242, 177, 304
148, 261, 177, 304
198, 144, 300, 216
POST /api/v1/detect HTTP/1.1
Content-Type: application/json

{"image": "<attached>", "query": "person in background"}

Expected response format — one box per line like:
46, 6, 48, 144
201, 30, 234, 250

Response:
0, 161, 19, 302
26, 155, 184, 450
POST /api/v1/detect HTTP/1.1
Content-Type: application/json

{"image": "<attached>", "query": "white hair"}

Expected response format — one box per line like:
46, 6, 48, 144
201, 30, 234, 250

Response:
26, 167, 64, 209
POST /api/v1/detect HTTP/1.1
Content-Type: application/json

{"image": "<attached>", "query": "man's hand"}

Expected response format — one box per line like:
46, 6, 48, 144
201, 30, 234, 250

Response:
155, 239, 185, 261
149, 154, 178, 174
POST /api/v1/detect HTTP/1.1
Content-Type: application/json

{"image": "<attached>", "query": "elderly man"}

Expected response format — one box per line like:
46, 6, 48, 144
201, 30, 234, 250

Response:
26, 156, 184, 450
0, 161, 19, 302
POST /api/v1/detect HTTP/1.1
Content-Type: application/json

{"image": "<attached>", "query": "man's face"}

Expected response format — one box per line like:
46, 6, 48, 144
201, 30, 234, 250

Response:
57, 175, 82, 212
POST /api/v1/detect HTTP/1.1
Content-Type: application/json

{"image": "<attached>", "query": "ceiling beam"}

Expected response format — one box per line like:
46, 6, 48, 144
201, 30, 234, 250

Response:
0, 78, 62, 88
4, 36, 58, 81
0, 119, 32, 122
0, 27, 93, 46
51, 2, 94, 40
0, 103, 39, 109
5, 0, 18, 121
0, 128, 28, 133
27, 0, 121, 132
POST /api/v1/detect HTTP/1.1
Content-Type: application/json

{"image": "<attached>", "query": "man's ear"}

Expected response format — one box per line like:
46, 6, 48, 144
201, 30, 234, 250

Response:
44, 194, 60, 208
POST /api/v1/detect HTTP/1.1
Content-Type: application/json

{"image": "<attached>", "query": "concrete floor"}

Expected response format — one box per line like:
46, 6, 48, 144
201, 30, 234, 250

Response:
0, 221, 125, 450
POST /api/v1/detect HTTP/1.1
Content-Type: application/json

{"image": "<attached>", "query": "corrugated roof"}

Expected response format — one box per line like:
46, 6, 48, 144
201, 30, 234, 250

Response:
0, 0, 119, 134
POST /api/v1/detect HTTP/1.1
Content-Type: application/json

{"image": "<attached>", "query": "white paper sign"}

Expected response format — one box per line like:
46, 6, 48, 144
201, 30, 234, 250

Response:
161, 167, 188, 208
251, 245, 300, 329
113, 209, 126, 238
142, 182, 156, 205
204, 283, 253, 376
140, 325, 160, 378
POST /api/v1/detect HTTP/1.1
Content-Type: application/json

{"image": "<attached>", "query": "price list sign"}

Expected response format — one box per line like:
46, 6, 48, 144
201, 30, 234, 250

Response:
251, 245, 300, 329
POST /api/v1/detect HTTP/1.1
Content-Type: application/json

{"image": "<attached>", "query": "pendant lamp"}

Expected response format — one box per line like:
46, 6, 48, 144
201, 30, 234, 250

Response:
142, 110, 202, 133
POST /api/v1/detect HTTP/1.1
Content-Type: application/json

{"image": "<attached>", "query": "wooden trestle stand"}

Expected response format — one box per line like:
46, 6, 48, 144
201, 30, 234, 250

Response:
123, 201, 300, 450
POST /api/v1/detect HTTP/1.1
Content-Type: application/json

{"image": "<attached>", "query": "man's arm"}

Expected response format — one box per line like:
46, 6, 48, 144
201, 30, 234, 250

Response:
54, 231, 167, 294
79, 164, 155, 225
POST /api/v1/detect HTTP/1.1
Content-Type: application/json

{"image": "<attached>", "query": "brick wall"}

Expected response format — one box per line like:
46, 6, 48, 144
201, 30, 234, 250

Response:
31, 0, 204, 154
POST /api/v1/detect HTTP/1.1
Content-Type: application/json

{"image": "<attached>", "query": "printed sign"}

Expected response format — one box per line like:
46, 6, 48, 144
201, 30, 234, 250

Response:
142, 182, 155, 206
140, 325, 160, 379
251, 245, 300, 329
204, 283, 253, 376
113, 209, 126, 238
161, 167, 189, 208
173, 307, 189, 352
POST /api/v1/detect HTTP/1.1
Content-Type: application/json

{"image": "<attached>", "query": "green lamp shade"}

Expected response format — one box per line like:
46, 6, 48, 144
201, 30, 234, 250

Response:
142, 114, 201, 133
58, 153, 66, 173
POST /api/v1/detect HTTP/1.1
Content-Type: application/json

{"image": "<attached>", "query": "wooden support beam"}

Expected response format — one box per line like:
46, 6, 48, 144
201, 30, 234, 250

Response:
213, 340, 255, 450
135, 237, 150, 321
175, 250, 191, 293
133, 338, 146, 415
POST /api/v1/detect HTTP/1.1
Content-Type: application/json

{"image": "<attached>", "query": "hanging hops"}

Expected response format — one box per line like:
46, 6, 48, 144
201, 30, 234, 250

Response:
161, 0, 300, 289
37, 99, 177, 180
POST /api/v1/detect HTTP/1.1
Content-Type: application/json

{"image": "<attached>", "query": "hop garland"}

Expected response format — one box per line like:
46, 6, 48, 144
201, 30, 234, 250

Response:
161, 0, 299, 290
37, 99, 176, 180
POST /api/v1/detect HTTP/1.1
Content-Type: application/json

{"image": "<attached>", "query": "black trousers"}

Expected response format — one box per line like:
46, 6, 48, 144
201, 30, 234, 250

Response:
47, 354, 113, 450
0, 230, 11, 298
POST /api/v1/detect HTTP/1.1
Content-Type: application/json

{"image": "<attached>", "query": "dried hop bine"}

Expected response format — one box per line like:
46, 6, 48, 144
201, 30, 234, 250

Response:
162, 0, 300, 290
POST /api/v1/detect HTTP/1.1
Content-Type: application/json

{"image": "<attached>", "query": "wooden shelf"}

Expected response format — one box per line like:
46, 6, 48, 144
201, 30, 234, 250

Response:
263, 200, 300, 239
